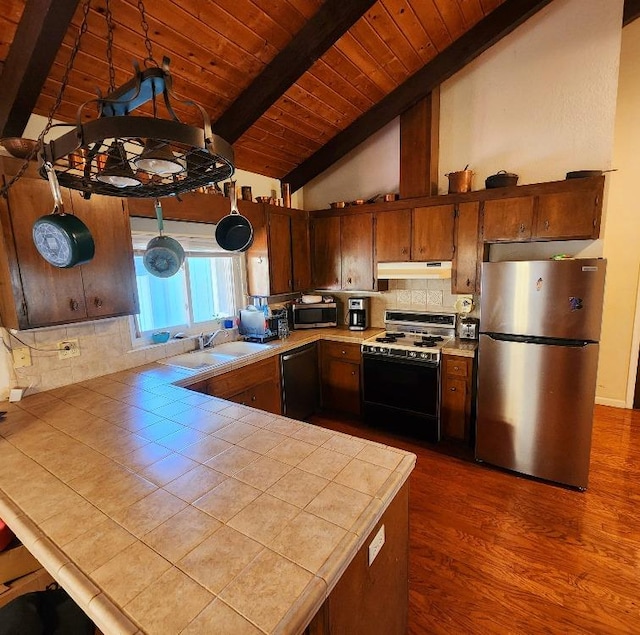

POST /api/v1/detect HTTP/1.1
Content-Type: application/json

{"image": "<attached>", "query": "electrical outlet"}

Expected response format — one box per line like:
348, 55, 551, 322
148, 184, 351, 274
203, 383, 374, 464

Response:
58, 339, 80, 360
12, 347, 31, 368
368, 524, 385, 566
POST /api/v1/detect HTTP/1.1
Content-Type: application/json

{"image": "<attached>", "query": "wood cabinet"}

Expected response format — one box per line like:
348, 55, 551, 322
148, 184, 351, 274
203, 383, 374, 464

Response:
311, 216, 341, 290
0, 170, 138, 330
312, 213, 379, 291
319, 340, 361, 416
452, 201, 481, 294
342, 213, 373, 290
482, 183, 602, 242
440, 353, 475, 444
482, 196, 534, 241
306, 481, 409, 635
374, 205, 454, 263
412, 204, 455, 261
375, 209, 411, 262
246, 205, 311, 296
187, 356, 281, 415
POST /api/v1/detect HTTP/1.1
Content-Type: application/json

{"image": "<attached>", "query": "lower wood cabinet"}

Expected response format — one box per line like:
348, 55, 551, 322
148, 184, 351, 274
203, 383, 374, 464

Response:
186, 356, 281, 415
440, 353, 475, 444
319, 340, 361, 416
306, 480, 409, 635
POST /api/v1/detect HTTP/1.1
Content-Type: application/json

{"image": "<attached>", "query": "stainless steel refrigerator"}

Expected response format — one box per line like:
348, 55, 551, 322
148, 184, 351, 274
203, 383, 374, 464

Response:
476, 259, 607, 489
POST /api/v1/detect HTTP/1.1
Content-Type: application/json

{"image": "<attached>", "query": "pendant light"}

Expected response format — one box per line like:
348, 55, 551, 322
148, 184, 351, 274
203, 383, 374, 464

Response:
134, 139, 184, 175
96, 141, 142, 188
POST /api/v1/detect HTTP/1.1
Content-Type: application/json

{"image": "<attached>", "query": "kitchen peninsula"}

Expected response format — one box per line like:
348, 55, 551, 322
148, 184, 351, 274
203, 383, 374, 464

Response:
0, 338, 416, 634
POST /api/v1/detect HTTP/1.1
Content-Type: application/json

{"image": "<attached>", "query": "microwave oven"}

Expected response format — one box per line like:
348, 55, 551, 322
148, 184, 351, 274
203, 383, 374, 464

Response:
292, 302, 338, 329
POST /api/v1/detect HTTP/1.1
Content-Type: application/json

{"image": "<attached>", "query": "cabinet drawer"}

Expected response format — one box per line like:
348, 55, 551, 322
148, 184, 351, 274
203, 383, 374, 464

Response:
321, 341, 361, 363
210, 356, 279, 398
444, 357, 469, 377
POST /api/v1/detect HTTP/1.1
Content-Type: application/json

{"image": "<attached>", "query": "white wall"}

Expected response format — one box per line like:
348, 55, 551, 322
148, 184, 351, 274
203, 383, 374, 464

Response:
598, 18, 640, 407
303, 119, 400, 210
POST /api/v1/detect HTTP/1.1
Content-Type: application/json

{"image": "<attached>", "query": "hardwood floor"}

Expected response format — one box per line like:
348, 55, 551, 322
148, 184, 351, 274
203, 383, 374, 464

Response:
310, 405, 640, 634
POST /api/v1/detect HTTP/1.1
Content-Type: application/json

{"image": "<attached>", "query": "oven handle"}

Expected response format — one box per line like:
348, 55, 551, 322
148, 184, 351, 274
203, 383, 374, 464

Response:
362, 352, 439, 368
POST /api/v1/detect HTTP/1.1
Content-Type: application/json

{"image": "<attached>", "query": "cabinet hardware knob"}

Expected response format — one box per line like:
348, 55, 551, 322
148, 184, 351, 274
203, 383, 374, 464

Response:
288, 280, 292, 288
519, 223, 525, 233
401, 247, 407, 254
347, 277, 352, 284
450, 387, 456, 392
70, 299, 79, 311
351, 371, 356, 375
94, 297, 103, 308
341, 350, 346, 355
544, 220, 550, 230
251, 395, 256, 401
454, 366, 459, 371
466, 278, 471, 287
419, 246, 424, 253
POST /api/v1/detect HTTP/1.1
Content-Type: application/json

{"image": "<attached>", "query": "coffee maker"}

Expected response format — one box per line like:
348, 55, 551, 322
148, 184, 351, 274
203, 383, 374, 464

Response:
348, 297, 369, 331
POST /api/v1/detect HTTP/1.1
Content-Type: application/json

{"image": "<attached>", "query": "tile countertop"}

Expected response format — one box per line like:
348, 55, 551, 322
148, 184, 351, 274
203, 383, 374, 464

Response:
0, 326, 417, 635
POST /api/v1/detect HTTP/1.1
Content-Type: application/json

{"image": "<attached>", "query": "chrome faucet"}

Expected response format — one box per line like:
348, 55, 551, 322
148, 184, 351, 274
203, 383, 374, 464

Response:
198, 329, 230, 350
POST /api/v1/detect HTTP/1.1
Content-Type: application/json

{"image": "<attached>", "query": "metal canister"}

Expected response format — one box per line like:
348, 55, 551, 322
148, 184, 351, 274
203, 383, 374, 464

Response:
281, 182, 291, 208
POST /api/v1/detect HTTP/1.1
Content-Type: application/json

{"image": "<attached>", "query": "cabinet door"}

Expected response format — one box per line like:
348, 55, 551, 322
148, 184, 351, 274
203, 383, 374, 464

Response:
312, 216, 341, 289
249, 378, 281, 415
452, 201, 481, 294
441, 376, 468, 441
321, 358, 361, 416
342, 213, 373, 290
535, 189, 600, 239
268, 211, 293, 294
412, 205, 455, 261
291, 215, 312, 291
375, 209, 411, 262
482, 197, 534, 241
6, 177, 87, 327
71, 192, 139, 318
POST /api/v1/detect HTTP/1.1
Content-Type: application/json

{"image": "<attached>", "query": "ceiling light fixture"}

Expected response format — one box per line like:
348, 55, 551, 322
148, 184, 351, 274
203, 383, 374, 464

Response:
36, 0, 234, 199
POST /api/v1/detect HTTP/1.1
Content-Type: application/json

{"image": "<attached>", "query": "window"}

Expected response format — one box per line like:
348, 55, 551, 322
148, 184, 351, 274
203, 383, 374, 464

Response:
131, 218, 245, 340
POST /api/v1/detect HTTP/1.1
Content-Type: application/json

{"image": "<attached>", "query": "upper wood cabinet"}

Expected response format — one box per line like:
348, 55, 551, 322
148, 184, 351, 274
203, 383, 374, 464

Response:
482, 182, 602, 242
482, 197, 534, 242
452, 201, 481, 294
311, 215, 341, 290
412, 204, 455, 261
375, 209, 411, 262
374, 206, 454, 263
246, 205, 311, 296
0, 172, 138, 330
312, 213, 380, 291
342, 213, 373, 290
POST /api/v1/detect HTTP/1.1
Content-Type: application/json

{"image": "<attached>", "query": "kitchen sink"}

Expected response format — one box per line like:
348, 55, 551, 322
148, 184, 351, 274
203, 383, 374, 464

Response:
161, 341, 272, 370
211, 341, 272, 356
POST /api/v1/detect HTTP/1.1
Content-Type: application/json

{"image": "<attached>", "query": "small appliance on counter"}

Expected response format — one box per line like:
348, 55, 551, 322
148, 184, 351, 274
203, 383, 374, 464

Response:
292, 299, 338, 329
459, 316, 479, 340
348, 297, 370, 331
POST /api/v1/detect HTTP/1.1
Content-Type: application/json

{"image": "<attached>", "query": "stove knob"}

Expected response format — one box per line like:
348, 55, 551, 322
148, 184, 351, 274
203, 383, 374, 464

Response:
409, 351, 417, 358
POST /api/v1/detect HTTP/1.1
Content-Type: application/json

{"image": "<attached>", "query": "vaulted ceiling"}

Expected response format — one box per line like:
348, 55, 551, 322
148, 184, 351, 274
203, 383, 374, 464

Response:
0, 0, 632, 192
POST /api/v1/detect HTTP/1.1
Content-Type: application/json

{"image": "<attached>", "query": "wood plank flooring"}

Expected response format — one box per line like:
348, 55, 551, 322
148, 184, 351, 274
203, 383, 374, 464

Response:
310, 405, 640, 634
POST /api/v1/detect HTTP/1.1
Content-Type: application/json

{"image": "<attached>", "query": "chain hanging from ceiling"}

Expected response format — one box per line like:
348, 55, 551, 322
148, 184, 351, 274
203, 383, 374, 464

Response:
20, 0, 234, 199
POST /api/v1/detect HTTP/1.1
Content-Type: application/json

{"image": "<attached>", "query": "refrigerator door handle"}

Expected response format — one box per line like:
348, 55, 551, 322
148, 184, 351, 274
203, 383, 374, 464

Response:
484, 332, 595, 347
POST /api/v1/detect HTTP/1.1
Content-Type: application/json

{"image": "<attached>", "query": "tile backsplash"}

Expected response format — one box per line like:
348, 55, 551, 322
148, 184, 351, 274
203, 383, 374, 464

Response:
3, 317, 196, 396
331, 278, 479, 328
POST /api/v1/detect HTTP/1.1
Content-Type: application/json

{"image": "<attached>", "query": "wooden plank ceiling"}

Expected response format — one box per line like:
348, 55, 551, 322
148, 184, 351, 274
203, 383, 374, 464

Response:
0, 0, 549, 190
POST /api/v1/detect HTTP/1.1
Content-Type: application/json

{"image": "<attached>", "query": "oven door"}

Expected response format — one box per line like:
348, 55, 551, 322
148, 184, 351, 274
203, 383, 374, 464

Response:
362, 353, 440, 442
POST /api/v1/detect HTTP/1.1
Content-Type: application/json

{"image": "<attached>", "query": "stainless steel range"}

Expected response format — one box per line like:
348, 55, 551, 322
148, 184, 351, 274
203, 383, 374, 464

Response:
361, 310, 456, 442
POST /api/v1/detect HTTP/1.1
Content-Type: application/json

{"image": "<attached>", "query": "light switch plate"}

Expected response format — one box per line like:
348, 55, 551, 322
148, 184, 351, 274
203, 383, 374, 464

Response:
368, 524, 385, 566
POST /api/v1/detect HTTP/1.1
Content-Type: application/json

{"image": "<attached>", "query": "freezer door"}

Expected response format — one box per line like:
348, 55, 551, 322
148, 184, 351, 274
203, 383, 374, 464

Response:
475, 334, 599, 488
480, 259, 606, 340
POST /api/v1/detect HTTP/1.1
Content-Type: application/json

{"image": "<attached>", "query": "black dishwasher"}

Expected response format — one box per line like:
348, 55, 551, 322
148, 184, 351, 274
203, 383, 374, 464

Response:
280, 342, 319, 420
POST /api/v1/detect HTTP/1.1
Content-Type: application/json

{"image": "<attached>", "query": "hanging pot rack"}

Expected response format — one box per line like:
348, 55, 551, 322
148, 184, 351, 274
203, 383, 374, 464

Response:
39, 58, 235, 199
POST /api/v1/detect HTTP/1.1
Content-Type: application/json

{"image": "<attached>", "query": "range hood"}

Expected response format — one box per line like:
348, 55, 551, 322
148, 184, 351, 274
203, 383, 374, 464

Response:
377, 261, 452, 280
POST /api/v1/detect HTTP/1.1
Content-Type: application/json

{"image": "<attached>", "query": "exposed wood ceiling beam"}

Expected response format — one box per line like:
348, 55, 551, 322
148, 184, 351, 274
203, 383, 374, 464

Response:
213, 0, 377, 144
284, 0, 554, 192
623, 0, 640, 25
0, 0, 80, 138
